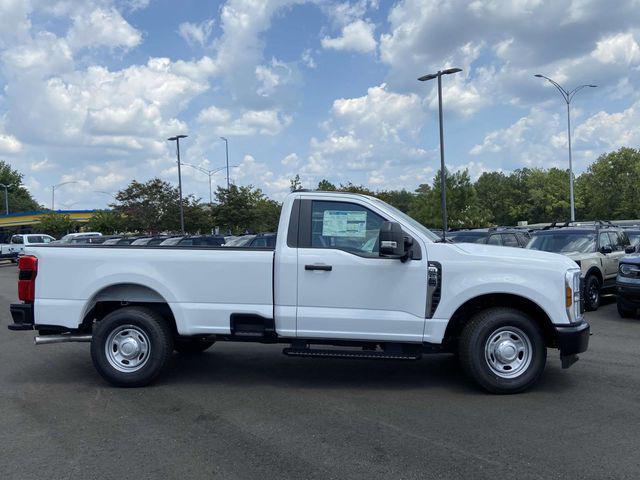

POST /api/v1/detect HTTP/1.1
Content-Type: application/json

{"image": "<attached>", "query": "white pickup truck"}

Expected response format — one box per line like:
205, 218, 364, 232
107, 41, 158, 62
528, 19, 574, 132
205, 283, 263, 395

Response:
0, 234, 55, 262
8, 191, 589, 393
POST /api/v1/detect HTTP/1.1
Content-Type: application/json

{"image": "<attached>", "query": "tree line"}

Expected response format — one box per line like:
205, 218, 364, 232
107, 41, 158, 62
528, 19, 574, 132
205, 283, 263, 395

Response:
3, 146, 640, 238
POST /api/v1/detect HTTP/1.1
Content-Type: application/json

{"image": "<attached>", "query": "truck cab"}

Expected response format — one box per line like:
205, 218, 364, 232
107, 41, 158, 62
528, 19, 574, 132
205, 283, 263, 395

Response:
8, 191, 590, 394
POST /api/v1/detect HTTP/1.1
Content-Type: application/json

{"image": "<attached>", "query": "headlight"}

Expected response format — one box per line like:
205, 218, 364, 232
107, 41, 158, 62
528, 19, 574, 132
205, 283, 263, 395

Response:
565, 269, 582, 323
619, 263, 640, 277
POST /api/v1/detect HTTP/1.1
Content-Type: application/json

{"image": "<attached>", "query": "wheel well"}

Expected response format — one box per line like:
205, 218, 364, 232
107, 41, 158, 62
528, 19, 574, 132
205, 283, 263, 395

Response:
80, 283, 177, 335
443, 293, 557, 349
584, 267, 603, 285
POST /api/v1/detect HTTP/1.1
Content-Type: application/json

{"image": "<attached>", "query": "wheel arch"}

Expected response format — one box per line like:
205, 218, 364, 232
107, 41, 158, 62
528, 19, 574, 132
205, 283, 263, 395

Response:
584, 266, 603, 284
443, 293, 557, 349
80, 283, 177, 334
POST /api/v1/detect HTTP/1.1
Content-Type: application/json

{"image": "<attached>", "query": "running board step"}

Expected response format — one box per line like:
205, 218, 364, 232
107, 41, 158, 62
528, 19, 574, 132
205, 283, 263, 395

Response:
282, 348, 421, 361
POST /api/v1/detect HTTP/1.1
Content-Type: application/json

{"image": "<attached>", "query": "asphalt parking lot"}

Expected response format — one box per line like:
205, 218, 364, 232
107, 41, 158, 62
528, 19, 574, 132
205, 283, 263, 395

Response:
1, 264, 639, 480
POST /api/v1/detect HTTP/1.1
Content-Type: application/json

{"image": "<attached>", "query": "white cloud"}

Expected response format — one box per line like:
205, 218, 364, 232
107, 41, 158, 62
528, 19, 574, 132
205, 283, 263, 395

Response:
67, 7, 142, 51
281, 153, 299, 166
321, 19, 377, 53
573, 101, 640, 150
198, 106, 292, 136
301, 48, 316, 68
178, 19, 215, 48
591, 32, 640, 65
0, 132, 22, 154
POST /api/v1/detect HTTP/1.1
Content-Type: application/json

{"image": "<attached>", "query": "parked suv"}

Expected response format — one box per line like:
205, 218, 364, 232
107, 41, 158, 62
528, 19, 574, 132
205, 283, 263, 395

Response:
616, 254, 640, 318
527, 222, 634, 311
447, 227, 530, 247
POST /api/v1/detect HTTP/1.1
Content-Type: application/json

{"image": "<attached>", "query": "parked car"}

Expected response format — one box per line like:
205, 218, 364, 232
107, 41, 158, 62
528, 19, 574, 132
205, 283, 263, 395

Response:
8, 191, 589, 394
447, 227, 530, 247
621, 227, 640, 248
615, 254, 640, 318
57, 232, 102, 244
101, 236, 142, 246
159, 235, 225, 246
527, 221, 634, 311
223, 235, 255, 247
130, 236, 173, 246
0, 234, 55, 261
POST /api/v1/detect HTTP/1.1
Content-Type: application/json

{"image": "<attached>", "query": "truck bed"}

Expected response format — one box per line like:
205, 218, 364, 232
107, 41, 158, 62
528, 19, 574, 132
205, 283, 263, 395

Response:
28, 245, 275, 335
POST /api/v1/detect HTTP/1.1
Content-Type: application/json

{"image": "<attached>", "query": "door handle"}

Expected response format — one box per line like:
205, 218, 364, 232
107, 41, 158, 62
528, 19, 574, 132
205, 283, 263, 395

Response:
305, 264, 332, 271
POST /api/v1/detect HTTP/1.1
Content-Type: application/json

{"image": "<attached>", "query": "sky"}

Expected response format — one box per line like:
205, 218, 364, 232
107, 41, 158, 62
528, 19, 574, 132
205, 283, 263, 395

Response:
0, 0, 639, 210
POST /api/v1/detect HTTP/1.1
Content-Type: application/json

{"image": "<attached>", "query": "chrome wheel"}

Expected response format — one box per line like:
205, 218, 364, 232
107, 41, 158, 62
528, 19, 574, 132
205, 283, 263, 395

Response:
484, 327, 532, 379
105, 324, 151, 373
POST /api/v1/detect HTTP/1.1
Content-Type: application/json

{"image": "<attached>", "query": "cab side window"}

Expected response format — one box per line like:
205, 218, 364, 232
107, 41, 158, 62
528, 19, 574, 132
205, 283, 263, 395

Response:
599, 232, 612, 251
501, 233, 519, 247
310, 201, 385, 256
607, 232, 624, 251
487, 234, 501, 245
11, 236, 23, 244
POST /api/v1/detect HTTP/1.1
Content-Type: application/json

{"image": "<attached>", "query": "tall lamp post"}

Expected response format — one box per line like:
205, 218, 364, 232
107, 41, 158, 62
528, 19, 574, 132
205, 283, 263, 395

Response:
182, 163, 239, 205
167, 134, 188, 234
534, 74, 597, 222
0, 183, 8, 215
418, 67, 462, 240
220, 137, 230, 190
51, 181, 78, 211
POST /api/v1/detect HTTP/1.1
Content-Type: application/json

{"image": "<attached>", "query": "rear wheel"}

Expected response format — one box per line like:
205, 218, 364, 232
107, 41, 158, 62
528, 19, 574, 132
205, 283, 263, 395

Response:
91, 307, 173, 387
459, 307, 547, 394
584, 275, 601, 311
174, 338, 215, 354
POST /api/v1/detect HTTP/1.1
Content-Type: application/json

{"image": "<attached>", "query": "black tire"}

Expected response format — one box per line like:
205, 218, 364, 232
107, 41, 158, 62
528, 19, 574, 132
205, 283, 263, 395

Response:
617, 299, 636, 318
459, 307, 547, 394
174, 338, 215, 354
584, 275, 601, 311
91, 307, 173, 387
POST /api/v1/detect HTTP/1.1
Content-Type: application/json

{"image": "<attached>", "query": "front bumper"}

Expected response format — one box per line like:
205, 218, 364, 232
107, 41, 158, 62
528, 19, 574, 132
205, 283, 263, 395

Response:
8, 302, 34, 331
555, 320, 590, 368
617, 282, 640, 306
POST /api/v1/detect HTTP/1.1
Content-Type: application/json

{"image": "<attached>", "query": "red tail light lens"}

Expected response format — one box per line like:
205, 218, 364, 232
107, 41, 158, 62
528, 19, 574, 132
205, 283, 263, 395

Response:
18, 255, 38, 302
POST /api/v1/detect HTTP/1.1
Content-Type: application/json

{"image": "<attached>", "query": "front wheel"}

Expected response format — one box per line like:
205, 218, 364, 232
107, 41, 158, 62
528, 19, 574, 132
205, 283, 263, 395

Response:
584, 275, 601, 311
459, 307, 547, 394
91, 307, 173, 387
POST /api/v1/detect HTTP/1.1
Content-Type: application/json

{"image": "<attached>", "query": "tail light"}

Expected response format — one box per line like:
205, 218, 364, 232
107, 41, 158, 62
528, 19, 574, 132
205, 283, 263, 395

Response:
18, 255, 38, 302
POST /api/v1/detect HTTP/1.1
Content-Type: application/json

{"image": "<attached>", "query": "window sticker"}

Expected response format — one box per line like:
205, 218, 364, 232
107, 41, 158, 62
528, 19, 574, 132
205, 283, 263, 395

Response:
322, 210, 367, 238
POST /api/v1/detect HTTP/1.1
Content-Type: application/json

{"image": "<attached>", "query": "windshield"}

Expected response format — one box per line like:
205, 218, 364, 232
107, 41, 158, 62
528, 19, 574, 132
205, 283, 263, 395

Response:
368, 197, 440, 242
527, 233, 596, 254
160, 237, 183, 246
627, 233, 640, 245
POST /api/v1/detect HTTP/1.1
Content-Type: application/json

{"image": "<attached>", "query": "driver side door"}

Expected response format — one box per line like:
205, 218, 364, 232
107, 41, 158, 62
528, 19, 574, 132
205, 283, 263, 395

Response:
295, 199, 428, 342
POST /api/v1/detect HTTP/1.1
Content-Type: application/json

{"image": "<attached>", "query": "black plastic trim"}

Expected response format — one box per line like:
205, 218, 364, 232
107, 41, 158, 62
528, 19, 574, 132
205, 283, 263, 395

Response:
9, 302, 34, 326
555, 320, 590, 356
286, 199, 301, 248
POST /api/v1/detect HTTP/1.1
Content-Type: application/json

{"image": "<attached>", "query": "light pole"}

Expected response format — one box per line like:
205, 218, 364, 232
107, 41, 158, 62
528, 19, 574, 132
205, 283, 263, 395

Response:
0, 183, 8, 215
534, 74, 597, 222
167, 134, 188, 234
51, 181, 78, 211
220, 137, 230, 190
418, 67, 462, 240
182, 163, 239, 205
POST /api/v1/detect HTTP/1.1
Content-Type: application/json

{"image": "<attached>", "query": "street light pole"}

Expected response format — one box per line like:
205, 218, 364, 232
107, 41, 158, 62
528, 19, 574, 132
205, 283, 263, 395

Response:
182, 163, 239, 206
51, 181, 78, 211
534, 74, 597, 222
0, 183, 8, 215
167, 135, 188, 234
418, 67, 462, 240
220, 137, 230, 190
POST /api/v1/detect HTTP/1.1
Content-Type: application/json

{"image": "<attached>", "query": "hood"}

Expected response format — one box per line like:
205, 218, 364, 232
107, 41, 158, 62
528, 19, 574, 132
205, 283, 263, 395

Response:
620, 253, 640, 265
453, 243, 578, 270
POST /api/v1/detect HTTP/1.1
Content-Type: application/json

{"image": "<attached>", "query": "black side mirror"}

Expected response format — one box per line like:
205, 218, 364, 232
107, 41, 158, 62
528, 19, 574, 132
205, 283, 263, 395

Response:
379, 221, 406, 259
625, 245, 637, 254
600, 245, 613, 254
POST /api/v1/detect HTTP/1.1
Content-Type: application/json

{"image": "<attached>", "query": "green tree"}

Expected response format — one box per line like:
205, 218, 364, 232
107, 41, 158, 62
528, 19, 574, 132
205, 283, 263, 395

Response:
36, 212, 75, 238
317, 179, 337, 191
86, 210, 125, 234
409, 169, 491, 228
377, 189, 414, 213
576, 147, 640, 220
214, 185, 281, 234
289, 174, 303, 192
0, 160, 40, 213
113, 178, 210, 233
